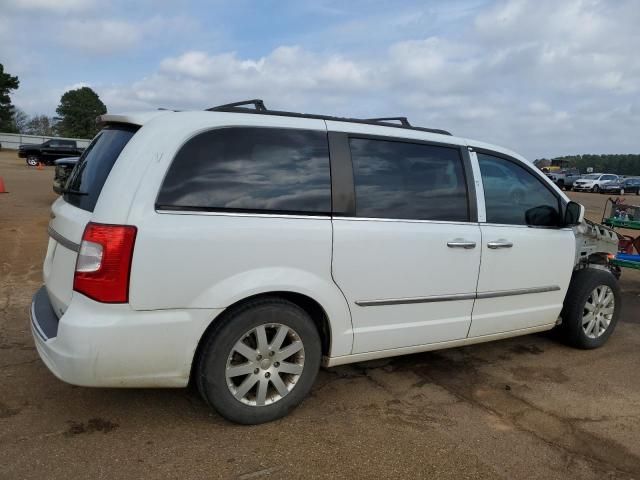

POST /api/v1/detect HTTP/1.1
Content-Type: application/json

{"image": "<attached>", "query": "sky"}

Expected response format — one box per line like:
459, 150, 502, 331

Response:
1, 0, 639, 159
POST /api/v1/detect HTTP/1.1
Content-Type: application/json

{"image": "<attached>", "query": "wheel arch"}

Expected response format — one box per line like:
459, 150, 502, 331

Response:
189, 291, 333, 385
575, 255, 620, 279
586, 252, 611, 265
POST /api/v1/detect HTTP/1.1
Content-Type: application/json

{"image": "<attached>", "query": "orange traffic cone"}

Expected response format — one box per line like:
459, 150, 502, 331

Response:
0, 176, 7, 193
37, 163, 44, 171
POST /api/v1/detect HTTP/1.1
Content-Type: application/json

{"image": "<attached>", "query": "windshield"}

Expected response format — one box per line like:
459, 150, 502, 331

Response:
582, 174, 600, 180
64, 124, 139, 212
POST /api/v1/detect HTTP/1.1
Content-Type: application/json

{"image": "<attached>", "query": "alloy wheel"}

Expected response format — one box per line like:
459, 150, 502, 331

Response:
582, 285, 615, 339
225, 323, 305, 406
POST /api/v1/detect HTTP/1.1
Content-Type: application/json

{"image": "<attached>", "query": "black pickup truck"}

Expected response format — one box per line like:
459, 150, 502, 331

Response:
18, 139, 85, 166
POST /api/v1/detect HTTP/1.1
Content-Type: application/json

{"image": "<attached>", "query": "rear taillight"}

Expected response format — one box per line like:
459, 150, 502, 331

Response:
73, 222, 137, 303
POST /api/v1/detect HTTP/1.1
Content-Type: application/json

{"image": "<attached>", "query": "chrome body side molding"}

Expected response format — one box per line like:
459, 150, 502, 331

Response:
356, 285, 560, 307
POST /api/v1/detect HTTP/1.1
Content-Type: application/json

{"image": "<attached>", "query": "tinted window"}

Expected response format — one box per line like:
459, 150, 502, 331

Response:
350, 138, 468, 221
601, 174, 617, 181
65, 125, 138, 212
478, 153, 560, 226
157, 128, 331, 214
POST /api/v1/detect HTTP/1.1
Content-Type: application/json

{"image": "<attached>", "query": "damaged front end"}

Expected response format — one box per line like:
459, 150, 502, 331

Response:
573, 219, 620, 277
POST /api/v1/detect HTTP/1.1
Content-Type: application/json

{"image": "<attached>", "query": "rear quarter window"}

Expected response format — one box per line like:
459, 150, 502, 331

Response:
64, 124, 139, 212
156, 127, 331, 214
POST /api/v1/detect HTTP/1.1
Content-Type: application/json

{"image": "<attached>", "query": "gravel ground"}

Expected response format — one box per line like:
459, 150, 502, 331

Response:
1, 150, 640, 479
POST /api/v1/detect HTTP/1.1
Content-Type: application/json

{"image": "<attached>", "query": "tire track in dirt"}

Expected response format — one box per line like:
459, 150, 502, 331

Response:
382, 351, 640, 478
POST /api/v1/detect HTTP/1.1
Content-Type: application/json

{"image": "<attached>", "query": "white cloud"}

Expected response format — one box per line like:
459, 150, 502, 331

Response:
5, 0, 640, 158
4, 0, 95, 11
52, 15, 200, 55
56, 20, 140, 54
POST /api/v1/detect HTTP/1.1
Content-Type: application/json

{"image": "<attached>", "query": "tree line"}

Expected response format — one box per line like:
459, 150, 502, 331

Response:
1, 63, 106, 139
534, 155, 640, 176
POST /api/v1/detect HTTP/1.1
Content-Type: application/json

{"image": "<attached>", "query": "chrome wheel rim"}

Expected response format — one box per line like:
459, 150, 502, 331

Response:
27, 158, 38, 166
582, 285, 615, 339
225, 324, 305, 406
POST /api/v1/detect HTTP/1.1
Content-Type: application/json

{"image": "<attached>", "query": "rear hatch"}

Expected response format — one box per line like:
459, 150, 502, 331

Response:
44, 124, 139, 316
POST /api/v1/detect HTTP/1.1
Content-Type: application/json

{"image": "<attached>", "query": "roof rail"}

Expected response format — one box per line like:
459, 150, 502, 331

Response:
207, 99, 267, 112
365, 117, 411, 127
204, 99, 452, 136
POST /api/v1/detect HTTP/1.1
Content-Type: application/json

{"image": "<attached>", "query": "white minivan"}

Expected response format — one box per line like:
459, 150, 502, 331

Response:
32, 100, 621, 424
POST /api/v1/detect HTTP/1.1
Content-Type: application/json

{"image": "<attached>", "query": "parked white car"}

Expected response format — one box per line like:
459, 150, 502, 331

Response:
572, 173, 619, 192
32, 100, 620, 424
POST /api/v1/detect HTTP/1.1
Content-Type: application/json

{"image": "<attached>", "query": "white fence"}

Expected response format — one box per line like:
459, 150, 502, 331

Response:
0, 132, 91, 150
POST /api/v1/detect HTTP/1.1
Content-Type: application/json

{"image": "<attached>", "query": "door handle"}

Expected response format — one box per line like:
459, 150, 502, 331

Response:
487, 240, 513, 249
447, 239, 476, 249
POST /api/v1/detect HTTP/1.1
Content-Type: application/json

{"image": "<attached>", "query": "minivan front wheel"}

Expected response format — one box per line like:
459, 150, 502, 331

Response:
559, 268, 620, 349
196, 297, 321, 424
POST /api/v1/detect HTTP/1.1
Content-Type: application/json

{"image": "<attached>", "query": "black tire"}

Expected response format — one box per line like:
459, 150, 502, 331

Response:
196, 297, 321, 424
559, 268, 621, 349
26, 156, 39, 167
592, 185, 600, 193
557, 181, 565, 190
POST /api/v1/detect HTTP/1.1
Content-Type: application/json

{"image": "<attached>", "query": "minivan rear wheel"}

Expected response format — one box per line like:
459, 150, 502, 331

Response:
196, 297, 321, 424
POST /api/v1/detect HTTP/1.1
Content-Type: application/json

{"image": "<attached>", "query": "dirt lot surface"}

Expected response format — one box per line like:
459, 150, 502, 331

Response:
1, 150, 640, 479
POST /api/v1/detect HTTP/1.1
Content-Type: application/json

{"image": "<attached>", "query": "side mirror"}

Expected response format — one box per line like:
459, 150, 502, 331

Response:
564, 201, 584, 226
525, 205, 562, 227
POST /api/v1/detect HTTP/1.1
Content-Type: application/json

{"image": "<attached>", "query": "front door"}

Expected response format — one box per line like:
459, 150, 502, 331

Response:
469, 151, 575, 337
330, 135, 482, 354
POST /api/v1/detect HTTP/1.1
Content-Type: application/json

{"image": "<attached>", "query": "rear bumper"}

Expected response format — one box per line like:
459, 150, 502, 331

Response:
31, 286, 224, 387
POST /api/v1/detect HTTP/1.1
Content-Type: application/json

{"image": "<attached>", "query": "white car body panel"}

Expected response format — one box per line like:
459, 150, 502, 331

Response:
32, 293, 221, 387
465, 149, 576, 337
44, 197, 92, 315
470, 225, 575, 336
130, 211, 354, 357
331, 218, 481, 353
325, 324, 554, 367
